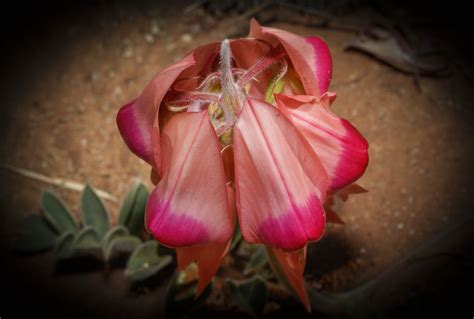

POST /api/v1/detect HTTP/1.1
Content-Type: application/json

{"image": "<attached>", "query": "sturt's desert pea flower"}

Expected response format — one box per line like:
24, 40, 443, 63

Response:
117, 19, 368, 311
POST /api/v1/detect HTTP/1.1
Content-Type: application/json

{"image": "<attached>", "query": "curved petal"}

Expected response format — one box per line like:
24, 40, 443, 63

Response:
146, 111, 234, 247
275, 93, 369, 192
116, 55, 196, 169
233, 98, 328, 251
266, 246, 310, 311
305, 36, 332, 94
249, 19, 332, 96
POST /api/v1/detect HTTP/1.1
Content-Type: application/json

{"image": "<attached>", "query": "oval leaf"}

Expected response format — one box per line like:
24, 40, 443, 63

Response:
73, 226, 101, 255
226, 276, 267, 318
126, 184, 149, 236
81, 185, 109, 238
41, 190, 77, 234
102, 226, 129, 257
119, 183, 149, 236
14, 215, 57, 253
55, 232, 75, 259
118, 182, 140, 225
126, 240, 172, 281
105, 235, 141, 261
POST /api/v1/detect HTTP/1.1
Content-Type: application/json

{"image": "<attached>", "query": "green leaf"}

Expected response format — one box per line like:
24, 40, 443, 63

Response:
126, 240, 172, 281
55, 232, 75, 259
118, 183, 140, 225
81, 184, 109, 238
73, 226, 101, 254
105, 235, 141, 261
244, 245, 268, 275
119, 183, 149, 236
226, 276, 267, 318
102, 226, 128, 256
41, 190, 77, 234
14, 215, 58, 253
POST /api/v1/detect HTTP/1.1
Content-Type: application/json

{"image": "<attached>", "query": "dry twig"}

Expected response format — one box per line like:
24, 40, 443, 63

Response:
1, 165, 119, 203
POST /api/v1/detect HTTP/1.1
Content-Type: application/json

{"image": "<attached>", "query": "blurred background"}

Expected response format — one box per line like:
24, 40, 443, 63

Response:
1, 0, 473, 318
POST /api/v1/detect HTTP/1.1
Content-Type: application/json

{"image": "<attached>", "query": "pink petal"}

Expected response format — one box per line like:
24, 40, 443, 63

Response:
116, 55, 196, 169
276, 93, 368, 192
266, 246, 310, 311
305, 36, 332, 94
233, 98, 328, 251
177, 241, 230, 297
249, 19, 332, 97
146, 111, 234, 247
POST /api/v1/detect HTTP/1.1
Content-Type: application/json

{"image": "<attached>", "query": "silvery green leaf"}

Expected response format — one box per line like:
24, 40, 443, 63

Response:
41, 190, 77, 234
126, 240, 172, 282
73, 226, 101, 255
102, 226, 128, 257
119, 183, 149, 236
105, 235, 141, 261
118, 183, 140, 226
81, 185, 109, 238
55, 232, 75, 259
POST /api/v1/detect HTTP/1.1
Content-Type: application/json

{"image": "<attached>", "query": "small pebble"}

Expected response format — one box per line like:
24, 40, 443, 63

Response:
123, 47, 133, 58
145, 33, 155, 43
166, 43, 177, 52
180, 33, 192, 44
151, 21, 160, 35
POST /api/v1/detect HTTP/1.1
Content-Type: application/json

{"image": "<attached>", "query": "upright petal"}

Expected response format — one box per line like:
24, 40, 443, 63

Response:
117, 55, 196, 169
146, 111, 234, 247
266, 246, 310, 311
276, 93, 368, 192
233, 98, 328, 251
249, 19, 332, 96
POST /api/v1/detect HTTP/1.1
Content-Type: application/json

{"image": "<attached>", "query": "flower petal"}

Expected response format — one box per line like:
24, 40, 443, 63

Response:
323, 197, 345, 224
275, 93, 368, 192
116, 55, 196, 169
249, 19, 332, 96
233, 98, 328, 251
176, 241, 231, 296
146, 111, 234, 247
305, 36, 332, 94
266, 246, 310, 311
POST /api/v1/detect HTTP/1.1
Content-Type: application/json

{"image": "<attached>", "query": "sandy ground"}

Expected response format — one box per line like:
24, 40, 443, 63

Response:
1, 2, 473, 318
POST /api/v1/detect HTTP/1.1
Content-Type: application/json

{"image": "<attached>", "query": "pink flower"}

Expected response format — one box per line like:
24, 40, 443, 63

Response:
117, 19, 368, 310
